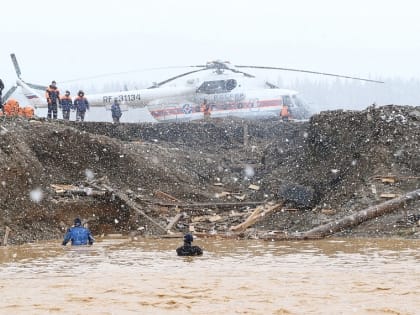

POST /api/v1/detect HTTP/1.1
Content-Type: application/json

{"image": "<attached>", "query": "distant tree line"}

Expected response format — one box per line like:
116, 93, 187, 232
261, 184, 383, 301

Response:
278, 77, 420, 113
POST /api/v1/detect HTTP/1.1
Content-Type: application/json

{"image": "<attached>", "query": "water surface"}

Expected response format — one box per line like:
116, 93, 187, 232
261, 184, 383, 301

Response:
0, 237, 418, 314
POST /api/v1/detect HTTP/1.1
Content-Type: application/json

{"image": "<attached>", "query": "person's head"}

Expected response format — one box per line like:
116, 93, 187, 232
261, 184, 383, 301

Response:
74, 218, 82, 227
78, 90, 84, 97
184, 233, 193, 244
51, 80, 57, 88
114, 98, 119, 104
65, 90, 70, 96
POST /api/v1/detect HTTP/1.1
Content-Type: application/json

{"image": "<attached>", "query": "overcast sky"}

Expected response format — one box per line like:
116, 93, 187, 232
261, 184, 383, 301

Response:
1, 0, 420, 90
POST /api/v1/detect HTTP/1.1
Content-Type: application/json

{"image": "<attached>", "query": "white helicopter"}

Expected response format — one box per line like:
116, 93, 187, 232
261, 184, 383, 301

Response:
3, 54, 383, 122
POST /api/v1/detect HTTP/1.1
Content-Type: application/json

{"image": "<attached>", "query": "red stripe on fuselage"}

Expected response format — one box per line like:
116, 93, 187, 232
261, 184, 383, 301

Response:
149, 99, 282, 120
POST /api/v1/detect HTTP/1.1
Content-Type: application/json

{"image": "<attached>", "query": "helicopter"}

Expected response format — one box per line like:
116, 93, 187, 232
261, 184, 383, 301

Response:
3, 54, 383, 122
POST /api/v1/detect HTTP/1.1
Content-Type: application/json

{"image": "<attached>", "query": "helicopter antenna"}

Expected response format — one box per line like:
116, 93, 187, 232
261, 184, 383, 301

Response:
234, 64, 384, 83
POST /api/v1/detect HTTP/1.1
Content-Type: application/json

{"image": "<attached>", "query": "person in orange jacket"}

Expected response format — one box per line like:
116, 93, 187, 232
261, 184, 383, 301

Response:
45, 80, 60, 119
200, 99, 211, 119
280, 104, 290, 121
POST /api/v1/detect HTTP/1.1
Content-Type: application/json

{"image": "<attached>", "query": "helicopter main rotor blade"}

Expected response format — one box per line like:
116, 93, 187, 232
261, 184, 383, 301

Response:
148, 68, 208, 88
61, 66, 203, 83
225, 66, 255, 78
10, 53, 22, 78
27, 82, 48, 90
234, 65, 384, 83
2, 85, 18, 102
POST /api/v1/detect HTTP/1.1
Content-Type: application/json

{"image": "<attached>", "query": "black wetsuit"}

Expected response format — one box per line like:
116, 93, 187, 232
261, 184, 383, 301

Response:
176, 241, 203, 256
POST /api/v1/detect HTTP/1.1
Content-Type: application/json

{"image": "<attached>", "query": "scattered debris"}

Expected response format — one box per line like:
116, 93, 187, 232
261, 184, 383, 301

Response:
1, 105, 420, 244
380, 193, 399, 199
154, 190, 181, 202
230, 203, 283, 233
248, 184, 260, 190
321, 209, 336, 215
165, 213, 184, 231
2, 226, 11, 246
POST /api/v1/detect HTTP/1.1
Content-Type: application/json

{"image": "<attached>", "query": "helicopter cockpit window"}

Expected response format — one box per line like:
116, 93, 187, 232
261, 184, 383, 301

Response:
197, 79, 237, 94
225, 79, 237, 91
292, 94, 304, 107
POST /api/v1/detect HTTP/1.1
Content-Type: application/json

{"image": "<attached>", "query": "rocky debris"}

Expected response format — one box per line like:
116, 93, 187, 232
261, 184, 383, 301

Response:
0, 105, 420, 244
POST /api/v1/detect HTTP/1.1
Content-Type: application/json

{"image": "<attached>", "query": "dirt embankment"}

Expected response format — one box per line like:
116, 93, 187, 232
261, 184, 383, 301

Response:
0, 105, 419, 244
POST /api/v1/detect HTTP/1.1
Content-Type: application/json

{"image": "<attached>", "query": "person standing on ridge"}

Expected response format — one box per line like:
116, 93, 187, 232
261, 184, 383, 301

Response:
45, 80, 60, 119
60, 90, 73, 120
280, 104, 290, 121
111, 98, 122, 123
73, 90, 89, 122
0, 78, 4, 108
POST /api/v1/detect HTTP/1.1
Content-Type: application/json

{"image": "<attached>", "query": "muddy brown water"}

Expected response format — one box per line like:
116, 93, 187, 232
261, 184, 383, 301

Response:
0, 237, 418, 315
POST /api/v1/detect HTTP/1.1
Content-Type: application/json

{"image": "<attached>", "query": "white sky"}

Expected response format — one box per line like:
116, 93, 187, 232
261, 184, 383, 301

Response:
1, 0, 420, 89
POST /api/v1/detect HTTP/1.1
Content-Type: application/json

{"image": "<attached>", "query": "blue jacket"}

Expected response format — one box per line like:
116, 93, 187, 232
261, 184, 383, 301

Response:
111, 102, 122, 118
60, 95, 73, 111
62, 226, 94, 246
74, 96, 89, 112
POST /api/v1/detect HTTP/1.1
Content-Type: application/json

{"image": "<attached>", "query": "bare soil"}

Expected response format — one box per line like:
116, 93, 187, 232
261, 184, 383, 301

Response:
1, 104, 420, 244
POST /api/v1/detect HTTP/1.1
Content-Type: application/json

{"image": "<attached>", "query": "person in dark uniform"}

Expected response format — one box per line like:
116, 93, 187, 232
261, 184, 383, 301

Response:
62, 218, 94, 246
111, 98, 122, 123
45, 80, 60, 119
0, 78, 4, 109
73, 90, 89, 122
60, 90, 73, 120
176, 233, 203, 256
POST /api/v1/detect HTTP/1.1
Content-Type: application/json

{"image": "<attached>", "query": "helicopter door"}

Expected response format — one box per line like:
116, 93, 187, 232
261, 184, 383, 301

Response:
283, 95, 292, 106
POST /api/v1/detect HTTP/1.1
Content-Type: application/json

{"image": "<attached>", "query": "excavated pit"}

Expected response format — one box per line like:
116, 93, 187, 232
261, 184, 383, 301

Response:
1, 105, 420, 244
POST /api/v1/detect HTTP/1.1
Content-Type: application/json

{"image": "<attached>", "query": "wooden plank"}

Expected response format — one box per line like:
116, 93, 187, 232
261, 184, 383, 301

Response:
230, 203, 283, 233
154, 201, 265, 208
321, 209, 336, 215
191, 214, 223, 223
165, 213, 183, 231
373, 176, 397, 184
301, 189, 420, 239
154, 190, 180, 202
2, 226, 11, 246
380, 193, 399, 199
233, 194, 246, 201
248, 184, 260, 190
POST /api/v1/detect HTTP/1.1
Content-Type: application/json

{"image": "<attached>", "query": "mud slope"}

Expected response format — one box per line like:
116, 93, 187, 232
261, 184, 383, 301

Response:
0, 106, 419, 244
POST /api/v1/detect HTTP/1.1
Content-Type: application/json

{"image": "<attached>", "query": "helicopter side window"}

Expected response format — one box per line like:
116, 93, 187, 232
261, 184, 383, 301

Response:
197, 79, 237, 94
